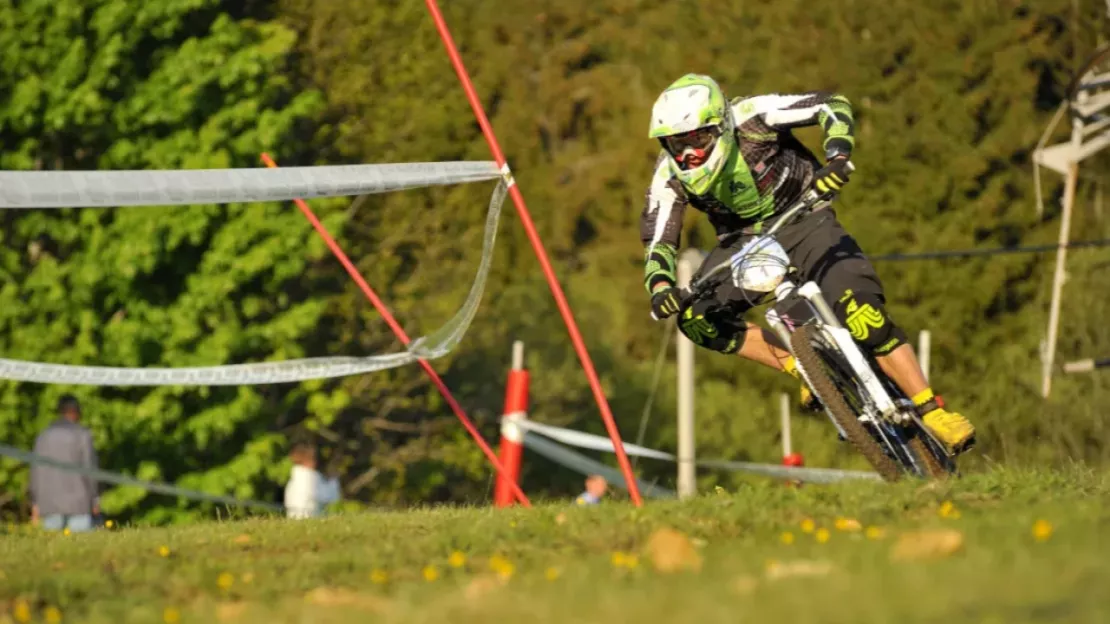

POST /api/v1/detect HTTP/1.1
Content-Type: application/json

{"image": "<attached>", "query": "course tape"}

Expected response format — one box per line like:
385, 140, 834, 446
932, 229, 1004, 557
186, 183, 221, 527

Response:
0, 161, 501, 208
0, 443, 282, 512
521, 433, 676, 499
518, 420, 882, 484
0, 177, 509, 386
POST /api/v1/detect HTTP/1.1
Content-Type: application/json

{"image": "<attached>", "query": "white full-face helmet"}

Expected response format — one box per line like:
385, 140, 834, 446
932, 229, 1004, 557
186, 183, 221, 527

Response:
648, 74, 737, 196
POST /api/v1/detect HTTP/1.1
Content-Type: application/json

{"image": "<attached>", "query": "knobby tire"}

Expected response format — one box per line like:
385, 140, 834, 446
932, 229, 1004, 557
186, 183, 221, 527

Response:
790, 325, 903, 482
906, 436, 950, 480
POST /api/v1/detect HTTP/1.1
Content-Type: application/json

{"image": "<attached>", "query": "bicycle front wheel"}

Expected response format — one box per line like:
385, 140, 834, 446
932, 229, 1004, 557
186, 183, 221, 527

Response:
790, 324, 903, 482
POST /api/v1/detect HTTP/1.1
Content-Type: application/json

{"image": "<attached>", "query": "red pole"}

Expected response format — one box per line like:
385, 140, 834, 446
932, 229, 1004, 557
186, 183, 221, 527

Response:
262, 153, 531, 508
494, 341, 528, 507
782, 453, 805, 489
422, 0, 644, 506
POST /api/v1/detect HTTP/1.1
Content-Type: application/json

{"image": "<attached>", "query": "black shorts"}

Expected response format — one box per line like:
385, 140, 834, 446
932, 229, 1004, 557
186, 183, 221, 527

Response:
681, 207, 900, 354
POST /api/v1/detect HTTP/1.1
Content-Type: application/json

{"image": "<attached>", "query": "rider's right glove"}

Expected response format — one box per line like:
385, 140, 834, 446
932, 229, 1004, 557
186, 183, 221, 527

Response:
650, 287, 682, 320
812, 157, 852, 195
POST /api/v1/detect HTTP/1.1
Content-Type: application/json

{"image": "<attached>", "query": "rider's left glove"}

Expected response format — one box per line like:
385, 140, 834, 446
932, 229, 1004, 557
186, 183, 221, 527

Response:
813, 157, 852, 195
650, 287, 682, 321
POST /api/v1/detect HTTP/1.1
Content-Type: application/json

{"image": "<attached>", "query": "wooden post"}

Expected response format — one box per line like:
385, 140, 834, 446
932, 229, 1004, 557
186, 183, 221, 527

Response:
675, 251, 699, 499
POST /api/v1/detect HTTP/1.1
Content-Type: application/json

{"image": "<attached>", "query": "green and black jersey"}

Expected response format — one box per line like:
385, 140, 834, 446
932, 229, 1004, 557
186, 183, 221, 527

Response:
639, 91, 855, 295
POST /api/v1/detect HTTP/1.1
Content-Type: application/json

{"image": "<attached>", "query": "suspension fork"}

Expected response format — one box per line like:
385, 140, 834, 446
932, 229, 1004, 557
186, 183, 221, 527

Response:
764, 280, 842, 350
797, 282, 843, 328
797, 282, 900, 421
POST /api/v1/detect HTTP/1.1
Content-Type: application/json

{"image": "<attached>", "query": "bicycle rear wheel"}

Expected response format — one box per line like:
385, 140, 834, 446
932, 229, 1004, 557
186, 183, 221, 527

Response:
906, 436, 950, 479
790, 325, 903, 482
870, 366, 957, 480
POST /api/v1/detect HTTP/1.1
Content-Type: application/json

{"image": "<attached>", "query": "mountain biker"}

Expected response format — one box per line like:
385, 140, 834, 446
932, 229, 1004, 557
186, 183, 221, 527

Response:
640, 73, 975, 455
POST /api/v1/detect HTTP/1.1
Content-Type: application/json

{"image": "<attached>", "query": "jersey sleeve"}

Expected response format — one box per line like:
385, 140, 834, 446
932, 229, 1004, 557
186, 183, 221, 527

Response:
639, 154, 687, 294
735, 92, 855, 159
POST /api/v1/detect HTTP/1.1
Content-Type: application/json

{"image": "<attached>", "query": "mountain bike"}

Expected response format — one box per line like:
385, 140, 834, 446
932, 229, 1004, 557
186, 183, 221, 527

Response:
680, 173, 956, 481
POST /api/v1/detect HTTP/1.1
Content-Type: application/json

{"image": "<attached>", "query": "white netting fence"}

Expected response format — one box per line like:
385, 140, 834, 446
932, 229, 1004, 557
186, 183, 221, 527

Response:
0, 162, 509, 385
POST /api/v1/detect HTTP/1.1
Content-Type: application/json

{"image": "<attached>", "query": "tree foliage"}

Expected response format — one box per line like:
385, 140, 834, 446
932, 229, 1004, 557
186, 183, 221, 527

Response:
2, 0, 1108, 521
0, 0, 330, 523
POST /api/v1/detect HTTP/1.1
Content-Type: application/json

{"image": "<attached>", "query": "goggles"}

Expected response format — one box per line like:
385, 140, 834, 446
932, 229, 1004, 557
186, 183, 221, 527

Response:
660, 126, 721, 162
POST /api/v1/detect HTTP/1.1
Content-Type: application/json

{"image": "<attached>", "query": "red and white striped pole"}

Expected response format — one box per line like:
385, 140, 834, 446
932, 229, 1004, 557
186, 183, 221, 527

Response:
494, 341, 529, 507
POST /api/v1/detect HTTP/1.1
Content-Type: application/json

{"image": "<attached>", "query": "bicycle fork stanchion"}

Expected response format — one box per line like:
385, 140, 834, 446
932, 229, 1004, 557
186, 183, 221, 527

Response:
797, 282, 842, 329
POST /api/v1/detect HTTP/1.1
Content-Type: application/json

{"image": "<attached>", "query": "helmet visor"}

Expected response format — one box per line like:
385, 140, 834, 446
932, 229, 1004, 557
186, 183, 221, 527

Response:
660, 126, 722, 168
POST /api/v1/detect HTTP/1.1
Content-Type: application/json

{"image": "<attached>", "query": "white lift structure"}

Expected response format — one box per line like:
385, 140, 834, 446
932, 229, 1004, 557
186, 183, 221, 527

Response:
1033, 45, 1110, 398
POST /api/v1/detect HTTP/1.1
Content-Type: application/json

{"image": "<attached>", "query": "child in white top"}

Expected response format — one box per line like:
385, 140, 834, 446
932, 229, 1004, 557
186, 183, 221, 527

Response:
284, 442, 340, 519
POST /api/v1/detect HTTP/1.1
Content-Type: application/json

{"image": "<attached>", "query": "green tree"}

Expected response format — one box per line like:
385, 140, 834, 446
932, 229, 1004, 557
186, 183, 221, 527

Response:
0, 0, 328, 523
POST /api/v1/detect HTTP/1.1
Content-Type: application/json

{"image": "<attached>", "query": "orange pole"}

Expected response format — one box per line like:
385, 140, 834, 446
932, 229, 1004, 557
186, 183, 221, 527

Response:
493, 365, 528, 507
422, 0, 643, 505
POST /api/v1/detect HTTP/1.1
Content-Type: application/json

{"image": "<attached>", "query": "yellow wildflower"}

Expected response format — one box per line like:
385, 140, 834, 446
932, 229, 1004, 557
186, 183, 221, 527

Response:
835, 517, 862, 532
13, 600, 31, 623
1032, 519, 1053, 542
423, 565, 439, 582
938, 501, 960, 519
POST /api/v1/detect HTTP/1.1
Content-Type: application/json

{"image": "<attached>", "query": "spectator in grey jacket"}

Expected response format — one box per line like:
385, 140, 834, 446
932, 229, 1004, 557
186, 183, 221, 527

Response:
30, 395, 100, 533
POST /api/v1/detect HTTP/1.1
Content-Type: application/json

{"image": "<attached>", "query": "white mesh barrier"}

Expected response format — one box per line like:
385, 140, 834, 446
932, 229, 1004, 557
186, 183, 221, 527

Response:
0, 163, 508, 385
518, 420, 882, 484
0, 162, 501, 208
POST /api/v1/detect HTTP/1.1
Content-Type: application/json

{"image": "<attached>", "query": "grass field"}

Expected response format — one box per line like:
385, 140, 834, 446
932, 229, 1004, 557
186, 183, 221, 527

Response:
1, 467, 1107, 623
